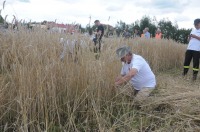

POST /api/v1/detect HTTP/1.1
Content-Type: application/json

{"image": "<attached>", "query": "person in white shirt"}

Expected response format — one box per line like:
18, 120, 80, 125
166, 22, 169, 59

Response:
115, 46, 156, 101
183, 18, 200, 80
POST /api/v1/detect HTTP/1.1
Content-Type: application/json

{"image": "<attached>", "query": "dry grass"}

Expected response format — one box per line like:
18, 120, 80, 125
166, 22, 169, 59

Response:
0, 28, 200, 131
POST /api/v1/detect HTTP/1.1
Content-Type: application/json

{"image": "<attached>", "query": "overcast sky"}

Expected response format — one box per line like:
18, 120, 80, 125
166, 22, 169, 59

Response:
1, 0, 199, 29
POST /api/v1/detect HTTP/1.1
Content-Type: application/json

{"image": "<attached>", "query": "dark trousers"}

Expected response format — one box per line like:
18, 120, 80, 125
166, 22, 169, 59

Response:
183, 50, 200, 76
93, 37, 102, 53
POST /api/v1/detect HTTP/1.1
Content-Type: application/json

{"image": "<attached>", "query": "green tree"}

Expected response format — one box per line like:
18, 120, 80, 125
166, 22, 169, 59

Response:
158, 19, 177, 39
0, 15, 4, 23
140, 16, 156, 37
140, 16, 151, 32
128, 23, 134, 34
175, 28, 191, 44
79, 24, 86, 33
86, 24, 93, 35
115, 20, 127, 37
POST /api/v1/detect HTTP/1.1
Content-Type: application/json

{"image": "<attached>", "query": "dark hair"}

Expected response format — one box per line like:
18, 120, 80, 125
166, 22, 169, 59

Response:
194, 18, 200, 26
94, 20, 100, 23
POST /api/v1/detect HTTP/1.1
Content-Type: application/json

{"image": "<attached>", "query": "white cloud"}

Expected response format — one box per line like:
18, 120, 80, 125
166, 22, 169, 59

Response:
0, 0, 199, 29
106, 5, 124, 12
18, 0, 29, 2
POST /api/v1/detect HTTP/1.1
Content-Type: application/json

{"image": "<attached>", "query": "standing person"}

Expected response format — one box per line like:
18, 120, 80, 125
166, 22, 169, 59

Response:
144, 27, 150, 39
115, 46, 156, 101
141, 28, 150, 38
155, 28, 162, 39
93, 20, 104, 53
183, 18, 200, 80
123, 29, 131, 39
141, 29, 145, 38
133, 28, 140, 38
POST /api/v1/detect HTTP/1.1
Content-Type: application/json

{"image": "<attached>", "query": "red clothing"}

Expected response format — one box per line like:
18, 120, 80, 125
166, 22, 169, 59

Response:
155, 33, 162, 39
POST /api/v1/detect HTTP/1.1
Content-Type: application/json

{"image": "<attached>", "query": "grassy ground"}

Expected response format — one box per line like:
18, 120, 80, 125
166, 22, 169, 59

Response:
0, 29, 200, 131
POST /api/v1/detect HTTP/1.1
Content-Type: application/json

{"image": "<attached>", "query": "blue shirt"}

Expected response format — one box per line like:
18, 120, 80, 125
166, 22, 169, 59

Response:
145, 32, 150, 38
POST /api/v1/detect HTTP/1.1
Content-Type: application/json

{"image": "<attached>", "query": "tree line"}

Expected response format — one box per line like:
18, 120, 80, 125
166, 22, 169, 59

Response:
83, 16, 192, 44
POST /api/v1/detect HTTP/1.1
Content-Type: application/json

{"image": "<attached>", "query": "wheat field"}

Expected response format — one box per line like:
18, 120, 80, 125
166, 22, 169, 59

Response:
0, 28, 200, 132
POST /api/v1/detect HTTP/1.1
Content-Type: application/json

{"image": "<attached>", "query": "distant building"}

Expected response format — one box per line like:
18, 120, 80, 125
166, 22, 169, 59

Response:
46, 22, 79, 34
27, 21, 79, 34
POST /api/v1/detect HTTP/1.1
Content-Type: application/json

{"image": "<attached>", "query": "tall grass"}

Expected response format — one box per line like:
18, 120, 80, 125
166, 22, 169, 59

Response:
0, 28, 199, 131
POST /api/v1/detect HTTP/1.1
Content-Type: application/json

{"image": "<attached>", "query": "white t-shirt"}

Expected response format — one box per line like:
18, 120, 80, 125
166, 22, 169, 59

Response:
187, 29, 200, 51
121, 54, 156, 90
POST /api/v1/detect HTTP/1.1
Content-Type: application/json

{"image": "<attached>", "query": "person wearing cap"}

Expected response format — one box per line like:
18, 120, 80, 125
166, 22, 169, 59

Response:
183, 18, 200, 80
115, 46, 156, 101
93, 20, 104, 53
